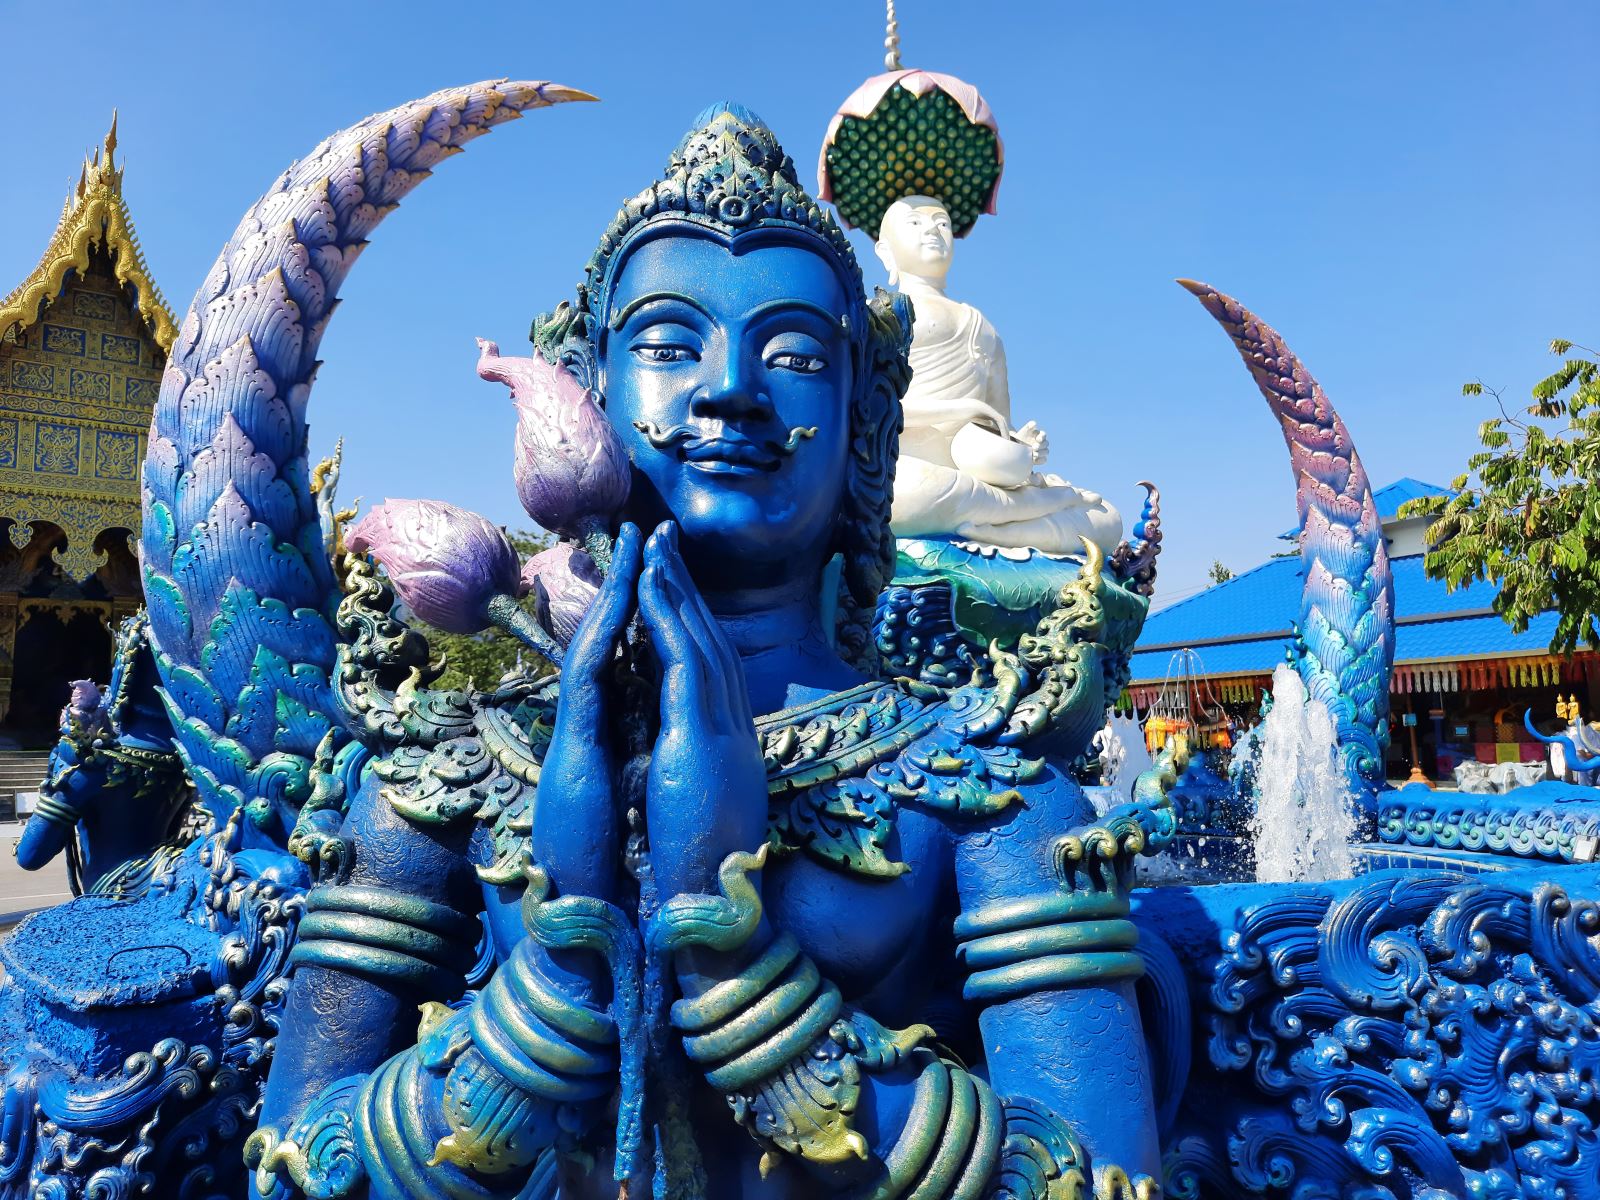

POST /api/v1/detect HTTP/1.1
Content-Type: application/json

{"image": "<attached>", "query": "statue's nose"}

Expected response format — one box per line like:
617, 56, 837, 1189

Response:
695, 351, 773, 421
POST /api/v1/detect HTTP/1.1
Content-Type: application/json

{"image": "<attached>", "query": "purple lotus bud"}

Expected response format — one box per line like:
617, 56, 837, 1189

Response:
62, 678, 106, 734
347, 499, 524, 634
68, 679, 102, 716
477, 339, 631, 539
522, 542, 602, 647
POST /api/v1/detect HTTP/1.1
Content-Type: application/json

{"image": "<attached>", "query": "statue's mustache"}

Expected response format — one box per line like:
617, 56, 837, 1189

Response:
632, 421, 818, 458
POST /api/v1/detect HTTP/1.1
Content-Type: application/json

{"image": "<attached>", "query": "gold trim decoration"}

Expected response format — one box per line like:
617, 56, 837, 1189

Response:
2, 491, 135, 581
0, 114, 176, 353
19, 597, 112, 627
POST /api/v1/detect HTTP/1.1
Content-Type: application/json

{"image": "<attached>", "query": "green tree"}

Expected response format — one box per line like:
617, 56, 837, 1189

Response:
415, 528, 557, 691
1207, 559, 1234, 586
1400, 339, 1600, 654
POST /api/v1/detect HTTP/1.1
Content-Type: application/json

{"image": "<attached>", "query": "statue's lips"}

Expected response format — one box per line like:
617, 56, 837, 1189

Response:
679, 438, 781, 475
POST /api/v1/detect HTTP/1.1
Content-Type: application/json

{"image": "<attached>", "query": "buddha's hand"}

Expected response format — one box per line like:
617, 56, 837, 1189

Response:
1014, 419, 1049, 464
533, 521, 643, 902
637, 521, 767, 899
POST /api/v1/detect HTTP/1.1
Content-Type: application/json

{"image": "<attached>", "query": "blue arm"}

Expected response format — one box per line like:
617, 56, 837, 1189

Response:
952, 764, 1161, 1177
250, 771, 628, 1200
648, 767, 1163, 1197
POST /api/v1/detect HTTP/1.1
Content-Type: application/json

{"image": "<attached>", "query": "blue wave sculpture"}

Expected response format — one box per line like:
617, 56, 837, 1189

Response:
1143, 862, 1600, 1199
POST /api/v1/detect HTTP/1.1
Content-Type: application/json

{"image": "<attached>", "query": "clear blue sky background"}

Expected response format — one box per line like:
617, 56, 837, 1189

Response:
2, 2, 1595, 606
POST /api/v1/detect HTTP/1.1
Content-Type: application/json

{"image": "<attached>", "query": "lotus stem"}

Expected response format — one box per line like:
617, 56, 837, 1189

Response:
577, 516, 614, 575
486, 592, 563, 668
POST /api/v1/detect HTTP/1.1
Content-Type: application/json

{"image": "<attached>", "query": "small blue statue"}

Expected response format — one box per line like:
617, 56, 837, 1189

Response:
13, 614, 192, 895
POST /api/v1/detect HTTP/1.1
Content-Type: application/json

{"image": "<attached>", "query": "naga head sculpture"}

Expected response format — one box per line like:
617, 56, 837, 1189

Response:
533, 102, 913, 668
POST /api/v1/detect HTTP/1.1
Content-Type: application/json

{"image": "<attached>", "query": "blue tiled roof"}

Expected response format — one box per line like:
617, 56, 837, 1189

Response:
1129, 551, 1554, 684
1280, 477, 1456, 539
1373, 477, 1455, 518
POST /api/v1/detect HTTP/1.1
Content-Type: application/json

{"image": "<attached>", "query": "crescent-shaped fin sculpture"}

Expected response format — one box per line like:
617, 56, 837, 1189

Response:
140, 80, 594, 845
1179, 280, 1395, 791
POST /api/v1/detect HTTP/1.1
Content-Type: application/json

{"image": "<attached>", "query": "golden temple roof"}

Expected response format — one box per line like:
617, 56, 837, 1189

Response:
0, 114, 176, 354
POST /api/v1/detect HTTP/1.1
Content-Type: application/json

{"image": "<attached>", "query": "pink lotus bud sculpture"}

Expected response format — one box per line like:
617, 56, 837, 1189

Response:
521, 542, 602, 649
476, 339, 630, 568
347, 498, 561, 666
347, 499, 524, 634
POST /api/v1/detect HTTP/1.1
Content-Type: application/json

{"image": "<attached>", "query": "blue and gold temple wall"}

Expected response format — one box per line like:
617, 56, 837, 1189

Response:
0, 246, 159, 584
0, 121, 174, 726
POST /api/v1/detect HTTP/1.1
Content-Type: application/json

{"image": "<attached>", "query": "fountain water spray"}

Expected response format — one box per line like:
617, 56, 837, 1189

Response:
1249, 662, 1357, 883
1093, 711, 1155, 812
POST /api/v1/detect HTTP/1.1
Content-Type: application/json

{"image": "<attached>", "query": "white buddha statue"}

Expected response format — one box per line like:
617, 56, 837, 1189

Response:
879, 196, 1121, 556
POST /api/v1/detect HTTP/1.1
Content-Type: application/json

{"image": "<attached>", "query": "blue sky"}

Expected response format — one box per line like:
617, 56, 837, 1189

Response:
1, 2, 1594, 606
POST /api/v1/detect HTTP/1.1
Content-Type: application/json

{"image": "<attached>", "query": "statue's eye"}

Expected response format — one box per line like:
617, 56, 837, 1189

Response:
768, 352, 825, 375
633, 345, 697, 364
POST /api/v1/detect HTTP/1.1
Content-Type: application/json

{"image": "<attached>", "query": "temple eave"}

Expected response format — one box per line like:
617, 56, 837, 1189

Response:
0, 159, 176, 355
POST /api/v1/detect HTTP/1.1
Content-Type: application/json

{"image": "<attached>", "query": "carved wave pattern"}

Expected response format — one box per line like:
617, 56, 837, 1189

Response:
1, 814, 305, 1199
1379, 790, 1600, 866
1161, 868, 1600, 1199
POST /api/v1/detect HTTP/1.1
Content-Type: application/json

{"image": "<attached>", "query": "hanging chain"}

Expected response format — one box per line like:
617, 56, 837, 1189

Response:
884, 0, 902, 70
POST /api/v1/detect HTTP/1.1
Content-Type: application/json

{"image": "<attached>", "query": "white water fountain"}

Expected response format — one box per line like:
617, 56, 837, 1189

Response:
1092, 712, 1156, 813
1248, 663, 1357, 883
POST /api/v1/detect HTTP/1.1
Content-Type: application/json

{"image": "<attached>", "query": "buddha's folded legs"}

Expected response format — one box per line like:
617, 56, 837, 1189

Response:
891, 456, 1123, 555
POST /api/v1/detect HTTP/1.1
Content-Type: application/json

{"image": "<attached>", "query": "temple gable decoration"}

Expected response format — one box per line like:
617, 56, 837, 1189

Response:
0, 114, 173, 587
0, 116, 171, 725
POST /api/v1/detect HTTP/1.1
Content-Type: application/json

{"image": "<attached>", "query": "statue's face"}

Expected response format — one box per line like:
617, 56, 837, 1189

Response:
599, 231, 855, 589
876, 196, 953, 283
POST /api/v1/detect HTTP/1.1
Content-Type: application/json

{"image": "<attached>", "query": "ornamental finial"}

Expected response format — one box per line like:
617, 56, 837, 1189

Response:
884, 0, 901, 71
105, 110, 119, 167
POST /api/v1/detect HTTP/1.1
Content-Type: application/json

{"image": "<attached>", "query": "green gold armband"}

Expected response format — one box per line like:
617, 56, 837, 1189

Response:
344, 936, 623, 1185
656, 855, 1158, 1199
955, 890, 1144, 1004
288, 884, 482, 999
32, 792, 84, 828
658, 849, 933, 1172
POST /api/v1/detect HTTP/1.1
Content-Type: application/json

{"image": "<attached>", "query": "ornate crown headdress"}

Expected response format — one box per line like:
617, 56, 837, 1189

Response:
533, 101, 867, 376
531, 102, 913, 673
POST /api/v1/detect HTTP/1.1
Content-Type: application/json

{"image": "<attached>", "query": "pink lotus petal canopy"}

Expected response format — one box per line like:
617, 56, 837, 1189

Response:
817, 68, 1004, 237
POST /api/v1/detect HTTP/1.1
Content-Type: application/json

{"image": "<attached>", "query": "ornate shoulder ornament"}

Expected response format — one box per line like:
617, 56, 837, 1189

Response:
332, 553, 555, 884
765, 536, 1151, 876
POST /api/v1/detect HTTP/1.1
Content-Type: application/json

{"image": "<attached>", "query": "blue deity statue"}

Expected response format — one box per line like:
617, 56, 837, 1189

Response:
13, 615, 193, 896
236, 94, 1164, 1199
